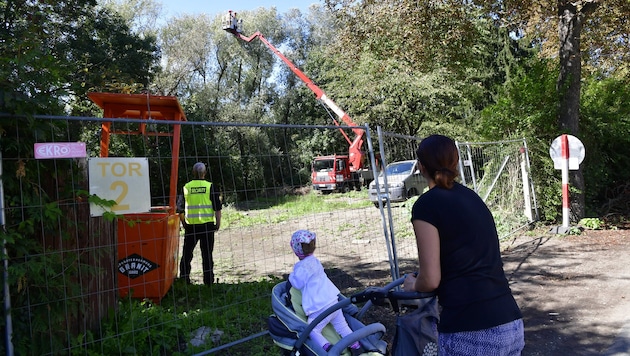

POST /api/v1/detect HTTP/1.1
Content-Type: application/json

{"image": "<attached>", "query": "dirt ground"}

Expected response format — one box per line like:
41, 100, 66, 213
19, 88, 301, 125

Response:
354, 224, 630, 355
499, 226, 630, 355
209, 204, 630, 355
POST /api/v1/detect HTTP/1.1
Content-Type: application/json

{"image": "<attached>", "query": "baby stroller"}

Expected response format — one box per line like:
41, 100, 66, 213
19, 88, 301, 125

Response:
350, 275, 439, 356
267, 280, 388, 356
268, 275, 437, 356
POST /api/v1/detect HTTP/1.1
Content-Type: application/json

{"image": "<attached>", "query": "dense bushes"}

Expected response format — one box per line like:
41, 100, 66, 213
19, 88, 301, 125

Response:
480, 59, 630, 221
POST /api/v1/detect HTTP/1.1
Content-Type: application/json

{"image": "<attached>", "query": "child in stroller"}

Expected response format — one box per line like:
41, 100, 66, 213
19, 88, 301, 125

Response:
289, 230, 364, 354
268, 279, 388, 356
267, 230, 388, 356
268, 274, 437, 356
268, 276, 439, 356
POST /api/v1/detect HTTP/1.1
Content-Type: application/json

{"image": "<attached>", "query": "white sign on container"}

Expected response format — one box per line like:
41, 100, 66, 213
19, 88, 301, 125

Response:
88, 157, 150, 217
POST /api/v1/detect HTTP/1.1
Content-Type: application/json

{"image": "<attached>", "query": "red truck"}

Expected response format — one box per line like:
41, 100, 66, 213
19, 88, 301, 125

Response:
312, 154, 360, 194
223, 12, 374, 193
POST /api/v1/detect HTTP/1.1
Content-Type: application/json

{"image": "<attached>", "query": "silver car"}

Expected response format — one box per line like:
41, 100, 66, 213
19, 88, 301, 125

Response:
368, 160, 428, 207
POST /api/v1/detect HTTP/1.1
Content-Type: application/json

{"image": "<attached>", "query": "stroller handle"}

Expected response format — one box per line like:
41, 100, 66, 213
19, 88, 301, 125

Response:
327, 322, 386, 355
351, 275, 436, 314
293, 296, 387, 355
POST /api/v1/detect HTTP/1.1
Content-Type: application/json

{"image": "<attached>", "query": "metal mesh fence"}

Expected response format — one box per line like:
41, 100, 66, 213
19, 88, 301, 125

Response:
371, 129, 538, 281
1, 116, 536, 355
456, 139, 538, 238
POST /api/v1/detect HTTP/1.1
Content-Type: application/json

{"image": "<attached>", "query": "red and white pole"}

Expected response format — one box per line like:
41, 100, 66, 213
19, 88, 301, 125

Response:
561, 134, 570, 228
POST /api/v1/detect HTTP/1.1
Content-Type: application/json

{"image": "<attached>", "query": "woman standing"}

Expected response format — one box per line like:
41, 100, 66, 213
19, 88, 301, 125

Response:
403, 134, 524, 355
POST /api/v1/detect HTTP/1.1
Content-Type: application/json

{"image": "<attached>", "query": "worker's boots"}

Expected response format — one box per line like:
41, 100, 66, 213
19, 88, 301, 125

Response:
203, 271, 214, 286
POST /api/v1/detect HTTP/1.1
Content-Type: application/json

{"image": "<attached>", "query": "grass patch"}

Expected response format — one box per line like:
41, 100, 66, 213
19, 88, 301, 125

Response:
223, 190, 371, 228
75, 192, 373, 355
74, 277, 282, 355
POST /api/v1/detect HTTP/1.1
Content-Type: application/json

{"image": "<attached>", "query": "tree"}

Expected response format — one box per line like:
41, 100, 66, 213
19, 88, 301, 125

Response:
474, 1, 629, 131
321, 0, 518, 137
324, 0, 630, 220
67, 7, 160, 98
474, 0, 630, 219
1, 0, 96, 114
100, 0, 163, 37
0, 1, 161, 353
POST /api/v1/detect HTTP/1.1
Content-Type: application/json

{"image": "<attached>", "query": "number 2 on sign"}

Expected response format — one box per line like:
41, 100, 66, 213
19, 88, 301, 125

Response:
110, 181, 130, 211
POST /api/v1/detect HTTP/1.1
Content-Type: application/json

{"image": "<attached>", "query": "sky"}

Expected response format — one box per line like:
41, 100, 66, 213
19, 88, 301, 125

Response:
158, 0, 321, 19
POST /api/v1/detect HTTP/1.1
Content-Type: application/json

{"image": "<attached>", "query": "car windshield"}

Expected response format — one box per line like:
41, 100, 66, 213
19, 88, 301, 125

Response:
381, 161, 415, 176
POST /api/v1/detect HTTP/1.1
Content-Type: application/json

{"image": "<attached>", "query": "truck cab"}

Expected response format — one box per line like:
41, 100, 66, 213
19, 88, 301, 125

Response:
311, 155, 361, 194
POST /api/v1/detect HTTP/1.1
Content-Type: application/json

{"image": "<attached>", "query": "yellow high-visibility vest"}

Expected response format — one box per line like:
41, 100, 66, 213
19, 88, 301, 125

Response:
183, 180, 215, 224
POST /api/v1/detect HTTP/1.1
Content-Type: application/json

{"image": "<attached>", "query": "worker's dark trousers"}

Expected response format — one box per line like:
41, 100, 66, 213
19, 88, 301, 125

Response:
180, 222, 216, 285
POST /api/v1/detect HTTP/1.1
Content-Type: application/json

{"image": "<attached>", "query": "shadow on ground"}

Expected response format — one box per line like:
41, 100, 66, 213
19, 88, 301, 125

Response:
332, 230, 630, 356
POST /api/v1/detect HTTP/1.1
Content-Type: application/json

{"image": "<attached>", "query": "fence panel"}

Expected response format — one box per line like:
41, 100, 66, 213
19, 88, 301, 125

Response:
456, 139, 538, 237
369, 128, 538, 280
1, 115, 391, 356
1, 116, 536, 355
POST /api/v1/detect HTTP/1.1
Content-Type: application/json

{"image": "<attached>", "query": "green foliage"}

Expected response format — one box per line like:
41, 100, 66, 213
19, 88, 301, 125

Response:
480, 54, 630, 221
85, 191, 119, 221
479, 56, 562, 222
0, 147, 98, 355
323, 54, 473, 136
579, 218, 604, 230
72, 277, 282, 355
479, 56, 559, 140
579, 75, 630, 215
0, 1, 159, 116
0, 149, 100, 356
65, 6, 160, 96
319, 0, 528, 138
7, 243, 89, 355
73, 298, 185, 355
0, 1, 93, 114
327, 0, 490, 75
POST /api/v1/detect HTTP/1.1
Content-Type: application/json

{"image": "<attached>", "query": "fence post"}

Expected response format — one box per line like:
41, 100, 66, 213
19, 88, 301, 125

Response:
561, 134, 571, 228
465, 144, 478, 191
520, 147, 533, 222
455, 141, 467, 185
374, 126, 400, 282
1, 151, 15, 356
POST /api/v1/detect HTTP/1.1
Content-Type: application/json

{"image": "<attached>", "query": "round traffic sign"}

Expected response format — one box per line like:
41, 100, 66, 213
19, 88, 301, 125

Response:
549, 135, 585, 170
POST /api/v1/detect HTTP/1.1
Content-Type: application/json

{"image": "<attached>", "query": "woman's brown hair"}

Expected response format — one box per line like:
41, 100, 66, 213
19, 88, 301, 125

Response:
416, 134, 460, 189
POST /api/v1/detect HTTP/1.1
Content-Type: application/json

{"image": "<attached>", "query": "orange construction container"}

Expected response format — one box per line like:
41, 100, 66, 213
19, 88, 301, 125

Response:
88, 92, 186, 303
117, 209, 180, 302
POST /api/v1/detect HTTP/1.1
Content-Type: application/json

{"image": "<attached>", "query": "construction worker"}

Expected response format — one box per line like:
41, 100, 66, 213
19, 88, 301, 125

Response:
179, 162, 222, 285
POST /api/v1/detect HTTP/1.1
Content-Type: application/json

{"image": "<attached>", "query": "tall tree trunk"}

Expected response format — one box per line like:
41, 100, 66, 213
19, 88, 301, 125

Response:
557, 2, 581, 135
557, 1, 587, 220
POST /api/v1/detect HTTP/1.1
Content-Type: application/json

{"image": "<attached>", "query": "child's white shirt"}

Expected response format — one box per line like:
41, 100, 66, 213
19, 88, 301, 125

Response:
288, 255, 340, 316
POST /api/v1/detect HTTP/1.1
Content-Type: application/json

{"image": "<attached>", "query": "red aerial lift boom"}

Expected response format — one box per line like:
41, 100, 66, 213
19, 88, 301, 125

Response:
223, 11, 371, 193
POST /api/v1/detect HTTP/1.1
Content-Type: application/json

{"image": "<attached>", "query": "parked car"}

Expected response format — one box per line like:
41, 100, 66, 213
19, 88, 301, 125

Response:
368, 160, 428, 207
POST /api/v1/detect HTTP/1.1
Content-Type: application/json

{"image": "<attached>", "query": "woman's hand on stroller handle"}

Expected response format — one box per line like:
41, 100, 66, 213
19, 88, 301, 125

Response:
350, 274, 435, 313
402, 272, 418, 293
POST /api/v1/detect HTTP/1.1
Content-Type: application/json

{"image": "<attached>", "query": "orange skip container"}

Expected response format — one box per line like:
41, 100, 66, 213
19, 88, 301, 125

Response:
117, 209, 180, 303
88, 92, 186, 303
